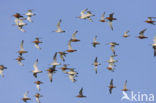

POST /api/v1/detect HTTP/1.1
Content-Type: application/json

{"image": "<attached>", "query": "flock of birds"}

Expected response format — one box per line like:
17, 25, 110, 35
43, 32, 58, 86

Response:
0, 8, 156, 103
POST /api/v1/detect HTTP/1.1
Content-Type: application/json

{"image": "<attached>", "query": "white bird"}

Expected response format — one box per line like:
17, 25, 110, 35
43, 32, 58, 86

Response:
66, 39, 77, 53
18, 40, 28, 56
32, 59, 42, 78
25, 10, 36, 22
107, 56, 118, 64
35, 93, 42, 103
121, 91, 131, 101
65, 69, 78, 83
107, 63, 115, 72
17, 18, 27, 32
54, 19, 65, 33
50, 52, 61, 66
122, 30, 130, 38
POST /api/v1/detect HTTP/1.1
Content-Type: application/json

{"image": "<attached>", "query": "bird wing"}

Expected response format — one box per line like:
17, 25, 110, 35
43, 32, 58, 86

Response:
94, 57, 98, 63
33, 59, 39, 71
101, 12, 105, 20
24, 91, 29, 98
93, 35, 97, 42
110, 79, 113, 85
108, 21, 113, 30
87, 17, 93, 22
48, 72, 53, 82
124, 80, 127, 89
57, 19, 62, 30
53, 52, 57, 62
68, 40, 73, 50
20, 40, 24, 51
36, 84, 40, 91
79, 88, 83, 95
80, 8, 88, 15
72, 30, 78, 39
109, 88, 112, 94
139, 28, 147, 35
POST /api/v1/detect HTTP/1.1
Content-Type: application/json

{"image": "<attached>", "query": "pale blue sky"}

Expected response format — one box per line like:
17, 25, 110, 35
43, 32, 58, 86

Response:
0, 0, 156, 103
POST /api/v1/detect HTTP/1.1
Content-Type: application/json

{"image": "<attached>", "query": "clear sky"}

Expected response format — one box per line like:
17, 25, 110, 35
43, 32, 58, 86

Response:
0, 0, 156, 103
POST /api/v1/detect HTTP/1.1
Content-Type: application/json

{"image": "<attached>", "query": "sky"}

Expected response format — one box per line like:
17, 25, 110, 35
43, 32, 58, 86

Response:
0, 0, 156, 103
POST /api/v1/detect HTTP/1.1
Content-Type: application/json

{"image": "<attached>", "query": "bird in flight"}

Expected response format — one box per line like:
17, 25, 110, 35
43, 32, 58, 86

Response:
137, 28, 148, 39
122, 30, 130, 38
76, 88, 86, 98
46, 65, 57, 83
145, 17, 156, 25
65, 68, 78, 83
34, 80, 43, 91
22, 91, 31, 103
92, 57, 101, 74
66, 39, 77, 53
106, 13, 117, 30
108, 79, 116, 94
53, 19, 65, 33
92, 35, 100, 48
35, 93, 42, 103
32, 37, 43, 50
50, 52, 61, 66
100, 12, 106, 22
58, 51, 67, 62
25, 9, 36, 22
32, 59, 42, 78
16, 56, 24, 66
0, 65, 7, 77
71, 30, 80, 42
122, 80, 129, 92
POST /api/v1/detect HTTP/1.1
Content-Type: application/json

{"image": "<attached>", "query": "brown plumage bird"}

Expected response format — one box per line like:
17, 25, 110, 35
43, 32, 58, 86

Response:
92, 35, 100, 48
145, 17, 156, 25
66, 39, 77, 52
34, 80, 43, 91
106, 13, 117, 30
76, 88, 86, 98
122, 80, 129, 92
58, 51, 67, 62
18, 40, 28, 56
137, 29, 148, 39
32, 37, 43, 50
46, 65, 57, 82
13, 13, 24, 18
108, 79, 116, 94
22, 91, 31, 102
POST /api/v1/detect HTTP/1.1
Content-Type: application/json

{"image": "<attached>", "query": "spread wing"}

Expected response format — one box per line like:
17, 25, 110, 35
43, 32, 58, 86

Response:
93, 35, 97, 42
79, 88, 83, 95
68, 39, 73, 50
20, 40, 24, 51
33, 59, 39, 71
153, 36, 156, 44
108, 21, 113, 30
48, 72, 53, 82
94, 57, 98, 63
53, 52, 57, 62
72, 30, 78, 39
139, 28, 147, 36
101, 12, 105, 20
57, 19, 62, 30
110, 79, 113, 85
124, 80, 127, 89
24, 91, 29, 98
80, 8, 88, 15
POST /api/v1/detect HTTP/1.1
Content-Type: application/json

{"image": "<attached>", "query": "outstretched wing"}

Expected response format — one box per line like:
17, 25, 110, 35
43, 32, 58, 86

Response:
72, 30, 78, 39
20, 40, 24, 51
80, 8, 88, 15
139, 28, 147, 36
153, 36, 156, 44
68, 39, 73, 50
33, 59, 39, 71
108, 21, 113, 30
24, 91, 29, 98
79, 88, 83, 95
57, 19, 62, 30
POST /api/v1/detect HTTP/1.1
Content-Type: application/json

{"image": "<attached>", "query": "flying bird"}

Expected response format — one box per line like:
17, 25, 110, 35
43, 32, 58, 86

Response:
107, 63, 115, 72
137, 29, 148, 39
92, 57, 101, 74
46, 65, 57, 82
32, 59, 42, 78
66, 39, 77, 53
92, 35, 100, 48
59, 64, 70, 73
54, 19, 65, 33
16, 18, 27, 32
18, 40, 28, 56
50, 52, 61, 66
106, 13, 117, 30
122, 31, 130, 38
71, 30, 80, 42
152, 36, 156, 56
76, 88, 86, 98
35, 93, 42, 103
32, 37, 43, 50
16, 56, 24, 66
13, 13, 24, 19
58, 51, 67, 62
65, 68, 78, 83
0, 65, 7, 77
108, 79, 116, 94
122, 80, 129, 92
34, 80, 43, 91
145, 17, 156, 25
25, 9, 36, 22
22, 91, 31, 102
100, 12, 106, 22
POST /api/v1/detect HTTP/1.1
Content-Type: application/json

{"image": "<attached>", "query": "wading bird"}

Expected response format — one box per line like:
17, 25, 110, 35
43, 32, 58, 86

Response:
50, 52, 61, 66
46, 65, 57, 82
92, 57, 101, 74
53, 19, 65, 33
66, 39, 77, 53
0, 65, 7, 77
106, 13, 117, 30
152, 36, 156, 56
34, 80, 43, 91
137, 29, 148, 39
33, 37, 43, 50
25, 9, 36, 22
92, 35, 100, 48
145, 17, 156, 25
71, 30, 80, 42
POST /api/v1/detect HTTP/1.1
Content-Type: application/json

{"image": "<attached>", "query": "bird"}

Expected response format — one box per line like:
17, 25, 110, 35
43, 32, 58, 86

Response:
58, 51, 67, 62
107, 63, 115, 72
16, 18, 27, 32
34, 80, 43, 91
22, 91, 31, 102
100, 12, 106, 22
0, 65, 7, 77
106, 13, 117, 30
50, 52, 61, 66
65, 68, 78, 83
16, 56, 24, 66
66, 39, 77, 53
145, 17, 156, 25
71, 30, 80, 42
13, 13, 24, 19
53, 19, 65, 33
25, 9, 36, 22
17, 40, 28, 56
35, 93, 42, 103
77, 8, 94, 22
32, 37, 43, 50
152, 36, 156, 56
137, 28, 148, 39
92, 57, 101, 74
46, 65, 57, 83
121, 91, 131, 101
106, 42, 119, 56
122, 80, 129, 91
76, 88, 86, 98
122, 31, 130, 38
108, 79, 116, 94
92, 35, 100, 48
107, 55, 118, 64
32, 59, 42, 78
59, 64, 70, 73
